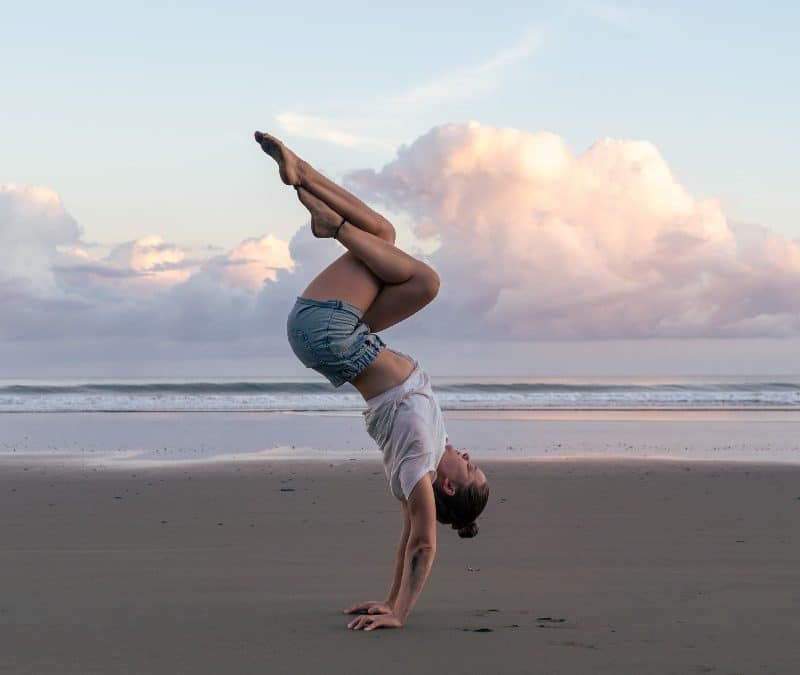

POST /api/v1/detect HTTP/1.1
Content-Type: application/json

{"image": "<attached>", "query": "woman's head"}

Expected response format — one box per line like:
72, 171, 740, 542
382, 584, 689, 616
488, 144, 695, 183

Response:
433, 444, 489, 538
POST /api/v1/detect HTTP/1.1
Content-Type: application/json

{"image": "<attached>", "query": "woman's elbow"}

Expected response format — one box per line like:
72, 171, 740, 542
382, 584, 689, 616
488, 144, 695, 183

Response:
408, 537, 436, 555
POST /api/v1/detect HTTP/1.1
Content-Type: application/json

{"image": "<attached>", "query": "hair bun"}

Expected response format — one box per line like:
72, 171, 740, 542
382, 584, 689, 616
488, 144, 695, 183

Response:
456, 522, 479, 538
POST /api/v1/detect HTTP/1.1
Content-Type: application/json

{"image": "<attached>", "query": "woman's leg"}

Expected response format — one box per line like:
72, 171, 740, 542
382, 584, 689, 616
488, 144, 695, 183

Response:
255, 131, 396, 244
256, 131, 439, 331
297, 161, 396, 244
296, 188, 439, 332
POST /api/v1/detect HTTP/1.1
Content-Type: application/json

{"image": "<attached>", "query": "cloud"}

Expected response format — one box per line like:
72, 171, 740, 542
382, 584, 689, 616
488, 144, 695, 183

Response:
199, 234, 294, 292
387, 27, 540, 110
274, 27, 540, 150
274, 113, 394, 151
345, 122, 800, 339
0, 183, 299, 344
0, 184, 81, 294
3, 120, 800, 372
50, 232, 294, 299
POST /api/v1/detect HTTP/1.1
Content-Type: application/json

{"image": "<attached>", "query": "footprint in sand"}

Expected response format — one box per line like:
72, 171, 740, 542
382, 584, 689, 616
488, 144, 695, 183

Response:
536, 617, 568, 628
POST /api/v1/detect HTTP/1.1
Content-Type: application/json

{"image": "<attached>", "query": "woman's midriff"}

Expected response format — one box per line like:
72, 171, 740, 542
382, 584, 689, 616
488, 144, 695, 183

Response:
350, 348, 415, 401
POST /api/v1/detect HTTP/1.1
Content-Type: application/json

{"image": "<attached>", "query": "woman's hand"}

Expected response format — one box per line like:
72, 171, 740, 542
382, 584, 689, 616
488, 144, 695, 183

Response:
342, 600, 392, 616
347, 613, 403, 631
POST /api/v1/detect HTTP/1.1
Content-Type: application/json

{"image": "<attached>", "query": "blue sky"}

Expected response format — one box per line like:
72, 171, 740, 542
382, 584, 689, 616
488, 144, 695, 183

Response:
3, 1, 798, 249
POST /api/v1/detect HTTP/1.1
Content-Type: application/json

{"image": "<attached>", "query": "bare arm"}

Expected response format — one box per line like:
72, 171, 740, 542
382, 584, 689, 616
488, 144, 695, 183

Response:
343, 504, 410, 616
386, 503, 411, 607
348, 474, 437, 630
391, 475, 437, 625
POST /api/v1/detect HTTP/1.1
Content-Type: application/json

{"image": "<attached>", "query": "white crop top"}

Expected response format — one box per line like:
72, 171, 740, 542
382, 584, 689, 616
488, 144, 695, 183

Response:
363, 350, 448, 501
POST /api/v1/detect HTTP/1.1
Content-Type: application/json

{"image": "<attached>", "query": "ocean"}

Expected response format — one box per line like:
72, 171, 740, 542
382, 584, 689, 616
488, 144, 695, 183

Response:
2, 375, 800, 413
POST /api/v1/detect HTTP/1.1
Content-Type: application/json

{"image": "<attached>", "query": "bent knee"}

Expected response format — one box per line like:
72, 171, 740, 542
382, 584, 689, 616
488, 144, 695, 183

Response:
376, 216, 396, 244
415, 265, 440, 302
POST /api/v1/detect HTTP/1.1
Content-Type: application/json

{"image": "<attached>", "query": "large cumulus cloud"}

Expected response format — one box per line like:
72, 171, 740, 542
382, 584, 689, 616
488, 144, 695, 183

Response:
346, 122, 800, 338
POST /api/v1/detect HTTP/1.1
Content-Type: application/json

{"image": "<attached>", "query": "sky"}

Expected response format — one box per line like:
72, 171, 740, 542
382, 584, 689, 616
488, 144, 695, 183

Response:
2, 1, 799, 377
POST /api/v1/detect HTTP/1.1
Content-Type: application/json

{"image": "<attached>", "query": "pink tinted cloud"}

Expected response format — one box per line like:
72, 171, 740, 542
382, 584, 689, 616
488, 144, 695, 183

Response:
346, 122, 800, 338
0, 185, 294, 297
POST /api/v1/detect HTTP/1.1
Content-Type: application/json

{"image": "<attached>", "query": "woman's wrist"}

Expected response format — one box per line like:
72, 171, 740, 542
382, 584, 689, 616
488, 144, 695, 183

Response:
391, 605, 409, 624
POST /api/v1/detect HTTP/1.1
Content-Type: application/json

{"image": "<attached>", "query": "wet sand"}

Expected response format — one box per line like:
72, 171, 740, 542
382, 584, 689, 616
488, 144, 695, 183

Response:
3, 409, 800, 465
2, 458, 799, 674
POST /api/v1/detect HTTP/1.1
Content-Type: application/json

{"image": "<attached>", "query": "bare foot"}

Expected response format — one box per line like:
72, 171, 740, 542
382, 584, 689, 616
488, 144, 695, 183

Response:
296, 187, 343, 238
254, 131, 302, 186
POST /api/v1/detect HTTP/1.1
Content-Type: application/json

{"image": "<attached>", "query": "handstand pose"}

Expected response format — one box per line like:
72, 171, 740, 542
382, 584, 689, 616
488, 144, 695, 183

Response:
255, 131, 489, 631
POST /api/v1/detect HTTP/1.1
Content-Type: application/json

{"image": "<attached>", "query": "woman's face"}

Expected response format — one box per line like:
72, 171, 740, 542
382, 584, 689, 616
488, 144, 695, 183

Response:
437, 444, 486, 493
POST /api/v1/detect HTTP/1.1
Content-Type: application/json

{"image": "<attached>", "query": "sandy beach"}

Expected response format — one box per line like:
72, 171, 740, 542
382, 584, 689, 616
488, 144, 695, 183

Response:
2, 454, 799, 674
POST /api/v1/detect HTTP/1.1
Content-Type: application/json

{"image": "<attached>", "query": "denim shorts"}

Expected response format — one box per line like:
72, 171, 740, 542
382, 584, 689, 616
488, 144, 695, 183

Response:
286, 297, 386, 388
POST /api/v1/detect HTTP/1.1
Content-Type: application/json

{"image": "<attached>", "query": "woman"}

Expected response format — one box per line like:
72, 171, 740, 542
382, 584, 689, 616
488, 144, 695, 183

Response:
255, 131, 490, 631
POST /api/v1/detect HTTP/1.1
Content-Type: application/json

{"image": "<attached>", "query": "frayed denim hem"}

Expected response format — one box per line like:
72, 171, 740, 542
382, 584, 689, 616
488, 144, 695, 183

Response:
325, 332, 386, 388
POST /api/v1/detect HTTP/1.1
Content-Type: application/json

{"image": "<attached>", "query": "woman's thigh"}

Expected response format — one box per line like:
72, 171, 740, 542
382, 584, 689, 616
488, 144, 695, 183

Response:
300, 251, 382, 313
